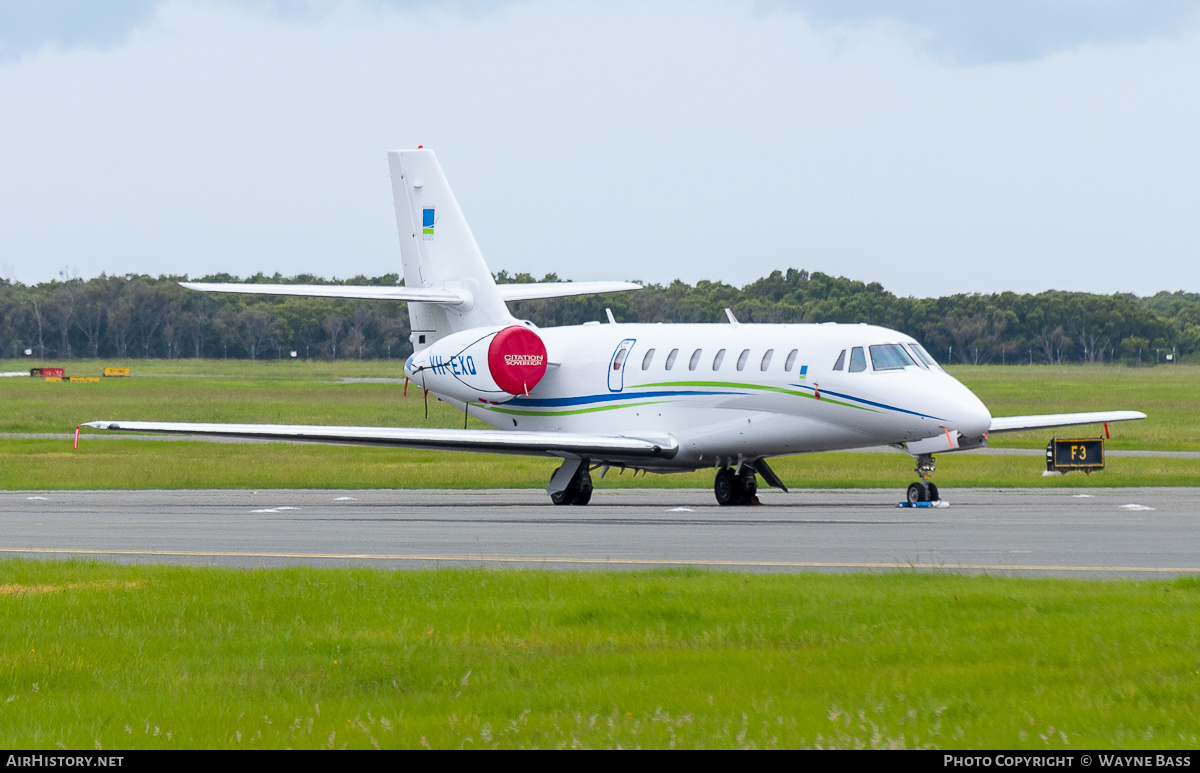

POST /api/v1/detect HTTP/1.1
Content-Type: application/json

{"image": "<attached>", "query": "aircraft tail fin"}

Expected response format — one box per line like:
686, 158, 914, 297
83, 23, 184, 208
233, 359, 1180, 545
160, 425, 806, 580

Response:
388, 148, 516, 349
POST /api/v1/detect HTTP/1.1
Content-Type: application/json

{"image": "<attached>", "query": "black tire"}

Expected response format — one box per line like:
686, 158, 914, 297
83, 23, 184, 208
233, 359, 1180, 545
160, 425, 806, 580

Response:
906, 482, 927, 504
927, 483, 940, 502
572, 475, 593, 505
550, 463, 574, 506
714, 468, 738, 506
738, 469, 757, 503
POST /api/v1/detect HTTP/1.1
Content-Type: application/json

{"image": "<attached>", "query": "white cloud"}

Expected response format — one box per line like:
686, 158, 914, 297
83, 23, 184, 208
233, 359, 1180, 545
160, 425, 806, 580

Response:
1, 0, 1199, 297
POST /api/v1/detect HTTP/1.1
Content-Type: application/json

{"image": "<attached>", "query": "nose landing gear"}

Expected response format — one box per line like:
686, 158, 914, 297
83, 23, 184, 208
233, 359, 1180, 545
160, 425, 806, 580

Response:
905, 453, 941, 503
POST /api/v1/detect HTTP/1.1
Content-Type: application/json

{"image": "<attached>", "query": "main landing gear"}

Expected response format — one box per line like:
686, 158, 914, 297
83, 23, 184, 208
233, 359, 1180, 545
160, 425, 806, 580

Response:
549, 459, 593, 506
714, 466, 758, 506
905, 453, 941, 504
713, 459, 788, 506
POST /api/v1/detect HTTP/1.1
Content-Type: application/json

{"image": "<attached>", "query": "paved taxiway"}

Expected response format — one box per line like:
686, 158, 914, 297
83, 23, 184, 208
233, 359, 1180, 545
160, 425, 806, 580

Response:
2, 488, 1198, 577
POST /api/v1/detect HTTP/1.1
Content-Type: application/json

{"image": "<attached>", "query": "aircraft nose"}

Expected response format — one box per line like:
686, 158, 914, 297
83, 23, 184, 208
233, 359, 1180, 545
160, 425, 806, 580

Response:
949, 382, 992, 438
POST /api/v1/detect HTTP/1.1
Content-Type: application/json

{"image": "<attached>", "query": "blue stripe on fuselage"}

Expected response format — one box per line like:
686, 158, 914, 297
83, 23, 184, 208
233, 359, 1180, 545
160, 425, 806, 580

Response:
788, 384, 947, 422
506, 389, 740, 408
508, 384, 946, 423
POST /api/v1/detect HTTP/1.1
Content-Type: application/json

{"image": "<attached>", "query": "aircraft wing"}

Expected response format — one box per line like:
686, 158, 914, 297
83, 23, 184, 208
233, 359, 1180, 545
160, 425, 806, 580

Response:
79, 421, 677, 461
988, 411, 1146, 434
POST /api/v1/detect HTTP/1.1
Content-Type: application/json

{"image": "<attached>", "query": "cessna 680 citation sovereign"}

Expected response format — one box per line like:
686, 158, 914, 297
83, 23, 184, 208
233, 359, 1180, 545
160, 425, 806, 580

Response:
83, 148, 1145, 505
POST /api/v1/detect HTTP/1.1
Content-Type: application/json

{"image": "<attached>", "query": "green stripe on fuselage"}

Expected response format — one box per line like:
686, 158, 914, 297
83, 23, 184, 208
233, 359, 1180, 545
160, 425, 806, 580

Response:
482, 400, 669, 417
635, 381, 876, 413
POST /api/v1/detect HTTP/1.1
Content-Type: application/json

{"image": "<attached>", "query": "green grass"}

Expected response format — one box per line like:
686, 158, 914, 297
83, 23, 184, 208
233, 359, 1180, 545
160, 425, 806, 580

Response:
3, 559, 1199, 749
1, 360, 1196, 490
0, 358, 434, 433
954, 365, 1200, 451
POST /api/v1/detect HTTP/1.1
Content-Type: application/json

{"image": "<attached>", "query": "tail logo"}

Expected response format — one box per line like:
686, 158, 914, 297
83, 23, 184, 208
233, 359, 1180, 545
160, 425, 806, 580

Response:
422, 207, 436, 240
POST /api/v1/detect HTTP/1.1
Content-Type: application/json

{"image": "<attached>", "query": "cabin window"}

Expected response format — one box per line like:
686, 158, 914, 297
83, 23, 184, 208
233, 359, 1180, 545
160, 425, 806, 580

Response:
642, 348, 655, 370
760, 349, 774, 371
833, 350, 846, 371
736, 349, 750, 371
908, 343, 939, 370
869, 343, 915, 371
689, 349, 703, 370
712, 349, 726, 370
613, 347, 630, 370
784, 349, 798, 371
665, 348, 678, 370
848, 347, 867, 372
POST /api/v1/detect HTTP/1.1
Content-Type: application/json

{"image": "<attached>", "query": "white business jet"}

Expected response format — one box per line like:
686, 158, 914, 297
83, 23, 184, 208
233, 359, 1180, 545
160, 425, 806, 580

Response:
83, 149, 1145, 505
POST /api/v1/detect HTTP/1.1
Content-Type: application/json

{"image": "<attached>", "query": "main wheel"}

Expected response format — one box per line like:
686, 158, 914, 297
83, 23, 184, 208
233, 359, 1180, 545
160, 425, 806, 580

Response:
571, 474, 593, 505
714, 468, 739, 506
906, 482, 928, 504
738, 469, 758, 503
551, 465, 593, 506
550, 463, 576, 506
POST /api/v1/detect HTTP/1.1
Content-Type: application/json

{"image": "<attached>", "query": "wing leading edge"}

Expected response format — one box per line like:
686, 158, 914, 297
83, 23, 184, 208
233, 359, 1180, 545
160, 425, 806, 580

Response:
988, 411, 1146, 434
80, 421, 677, 461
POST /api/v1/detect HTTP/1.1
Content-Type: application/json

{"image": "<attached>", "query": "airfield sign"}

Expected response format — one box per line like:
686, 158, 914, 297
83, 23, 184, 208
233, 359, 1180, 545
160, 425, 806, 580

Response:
1046, 437, 1105, 473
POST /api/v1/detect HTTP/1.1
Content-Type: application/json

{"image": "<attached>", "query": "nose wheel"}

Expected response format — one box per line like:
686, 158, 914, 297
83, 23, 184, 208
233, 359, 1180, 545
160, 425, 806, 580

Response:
714, 466, 758, 506
906, 454, 941, 503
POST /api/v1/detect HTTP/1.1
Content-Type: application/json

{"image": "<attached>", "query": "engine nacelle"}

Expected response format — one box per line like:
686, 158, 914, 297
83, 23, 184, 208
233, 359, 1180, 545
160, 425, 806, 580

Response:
404, 324, 548, 405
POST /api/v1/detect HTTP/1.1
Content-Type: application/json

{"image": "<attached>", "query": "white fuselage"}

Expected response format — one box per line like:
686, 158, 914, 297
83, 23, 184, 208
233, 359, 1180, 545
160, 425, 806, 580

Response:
417, 320, 993, 471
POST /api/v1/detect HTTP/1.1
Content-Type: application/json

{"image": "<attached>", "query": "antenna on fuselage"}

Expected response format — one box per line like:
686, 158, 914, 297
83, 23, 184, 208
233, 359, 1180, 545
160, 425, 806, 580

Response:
606, 308, 617, 324
725, 308, 739, 325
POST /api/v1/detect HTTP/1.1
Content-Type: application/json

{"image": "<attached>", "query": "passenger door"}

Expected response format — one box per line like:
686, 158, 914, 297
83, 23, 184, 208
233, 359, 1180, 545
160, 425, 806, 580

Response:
608, 339, 636, 392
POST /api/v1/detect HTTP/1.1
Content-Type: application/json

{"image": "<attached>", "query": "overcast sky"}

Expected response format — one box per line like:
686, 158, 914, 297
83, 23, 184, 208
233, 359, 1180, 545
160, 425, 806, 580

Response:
2, 0, 1198, 298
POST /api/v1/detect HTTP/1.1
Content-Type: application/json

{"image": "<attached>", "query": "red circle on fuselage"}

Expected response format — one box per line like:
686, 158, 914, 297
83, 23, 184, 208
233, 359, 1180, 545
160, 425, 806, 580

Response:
487, 326, 548, 395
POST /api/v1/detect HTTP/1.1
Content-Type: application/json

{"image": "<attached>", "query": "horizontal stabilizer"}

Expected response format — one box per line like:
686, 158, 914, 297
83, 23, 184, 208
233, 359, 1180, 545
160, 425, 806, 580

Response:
180, 281, 641, 304
497, 281, 641, 301
179, 283, 466, 304
988, 411, 1146, 434
80, 421, 678, 461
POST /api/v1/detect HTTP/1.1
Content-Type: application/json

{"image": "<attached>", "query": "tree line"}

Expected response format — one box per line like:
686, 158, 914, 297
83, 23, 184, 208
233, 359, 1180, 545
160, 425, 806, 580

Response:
1, 268, 1197, 365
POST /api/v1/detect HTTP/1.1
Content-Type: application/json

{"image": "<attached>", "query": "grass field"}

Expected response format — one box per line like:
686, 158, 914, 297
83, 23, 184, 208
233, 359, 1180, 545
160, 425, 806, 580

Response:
1, 359, 1195, 490
3, 363, 1198, 750
3, 558, 1200, 749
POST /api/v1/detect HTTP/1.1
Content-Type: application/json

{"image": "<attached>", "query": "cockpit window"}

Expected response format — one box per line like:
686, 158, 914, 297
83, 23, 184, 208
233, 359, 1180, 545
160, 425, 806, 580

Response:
908, 343, 940, 370
833, 350, 846, 371
848, 347, 867, 372
870, 344, 915, 371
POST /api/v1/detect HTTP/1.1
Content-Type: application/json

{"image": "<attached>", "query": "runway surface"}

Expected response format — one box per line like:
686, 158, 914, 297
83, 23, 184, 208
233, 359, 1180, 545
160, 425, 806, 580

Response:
2, 487, 1198, 577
